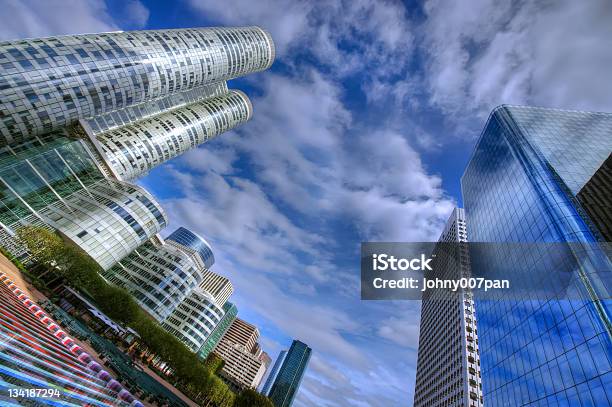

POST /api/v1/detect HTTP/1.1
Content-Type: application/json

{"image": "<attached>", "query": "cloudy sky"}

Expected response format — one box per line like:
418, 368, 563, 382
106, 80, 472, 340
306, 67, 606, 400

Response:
1, 0, 611, 405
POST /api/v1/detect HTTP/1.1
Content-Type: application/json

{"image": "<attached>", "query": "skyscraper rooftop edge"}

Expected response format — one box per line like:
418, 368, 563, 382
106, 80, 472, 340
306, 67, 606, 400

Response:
460, 104, 612, 185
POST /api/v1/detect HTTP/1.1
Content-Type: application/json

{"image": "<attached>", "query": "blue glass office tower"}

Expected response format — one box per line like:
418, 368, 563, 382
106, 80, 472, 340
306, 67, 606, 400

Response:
268, 340, 311, 407
166, 226, 215, 269
262, 350, 287, 396
462, 105, 612, 406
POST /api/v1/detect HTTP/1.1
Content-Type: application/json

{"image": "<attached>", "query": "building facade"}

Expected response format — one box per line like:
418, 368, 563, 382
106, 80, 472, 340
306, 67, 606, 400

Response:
212, 317, 268, 390
166, 226, 216, 268
268, 340, 311, 407
197, 301, 238, 360
461, 105, 612, 406
414, 208, 483, 407
216, 317, 260, 352
213, 339, 268, 392
0, 27, 274, 145
262, 350, 287, 396
0, 134, 167, 269
0, 24, 275, 396
95, 89, 252, 180
101, 234, 207, 322
161, 288, 224, 352
0, 25, 275, 272
198, 270, 233, 306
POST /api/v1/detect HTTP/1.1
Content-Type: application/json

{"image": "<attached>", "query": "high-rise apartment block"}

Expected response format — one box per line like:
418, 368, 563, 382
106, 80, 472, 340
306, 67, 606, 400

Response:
161, 288, 225, 352
461, 105, 612, 406
217, 317, 260, 352
212, 317, 269, 391
0, 25, 275, 376
414, 208, 483, 407
268, 340, 311, 407
198, 270, 233, 306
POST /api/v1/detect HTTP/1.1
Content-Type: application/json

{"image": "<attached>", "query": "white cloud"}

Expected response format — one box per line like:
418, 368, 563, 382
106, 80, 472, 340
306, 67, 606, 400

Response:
0, 0, 118, 40
187, 0, 413, 79
122, 0, 149, 28
421, 0, 612, 122
0, 0, 150, 40
377, 312, 421, 348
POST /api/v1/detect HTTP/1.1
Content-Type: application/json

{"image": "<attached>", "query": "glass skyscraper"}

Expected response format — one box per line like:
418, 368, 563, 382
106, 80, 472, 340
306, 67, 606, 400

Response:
262, 350, 287, 396
0, 27, 274, 145
268, 340, 311, 407
462, 105, 612, 406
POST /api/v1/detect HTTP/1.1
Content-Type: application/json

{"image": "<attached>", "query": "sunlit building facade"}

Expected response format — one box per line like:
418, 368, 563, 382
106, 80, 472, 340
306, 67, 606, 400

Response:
0, 27, 274, 145
95, 89, 252, 180
197, 301, 237, 360
0, 135, 166, 269
101, 234, 207, 321
212, 318, 268, 391
462, 105, 612, 406
0, 24, 275, 390
414, 208, 483, 407
161, 288, 224, 352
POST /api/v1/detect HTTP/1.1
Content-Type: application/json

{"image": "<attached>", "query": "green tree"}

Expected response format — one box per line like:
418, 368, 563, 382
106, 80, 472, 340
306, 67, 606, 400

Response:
16, 226, 66, 272
204, 353, 225, 374
234, 389, 274, 407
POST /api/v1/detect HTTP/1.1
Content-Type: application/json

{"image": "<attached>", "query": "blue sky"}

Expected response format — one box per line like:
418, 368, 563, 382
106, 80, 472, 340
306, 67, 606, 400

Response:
1, 0, 611, 405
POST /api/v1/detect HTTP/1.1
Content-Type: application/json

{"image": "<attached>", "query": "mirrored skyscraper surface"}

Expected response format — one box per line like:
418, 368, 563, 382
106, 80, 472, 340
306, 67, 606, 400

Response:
462, 105, 612, 406
197, 301, 238, 361
262, 350, 287, 396
268, 340, 311, 407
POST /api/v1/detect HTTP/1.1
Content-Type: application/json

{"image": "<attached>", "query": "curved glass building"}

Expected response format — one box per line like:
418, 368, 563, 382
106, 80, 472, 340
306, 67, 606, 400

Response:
161, 288, 224, 352
96, 90, 252, 180
101, 236, 207, 322
0, 27, 274, 145
0, 135, 166, 270
166, 226, 215, 269
39, 179, 167, 270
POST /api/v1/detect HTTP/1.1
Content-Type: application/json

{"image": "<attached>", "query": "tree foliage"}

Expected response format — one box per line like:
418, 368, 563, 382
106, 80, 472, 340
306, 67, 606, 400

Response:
204, 353, 225, 374
234, 389, 274, 407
